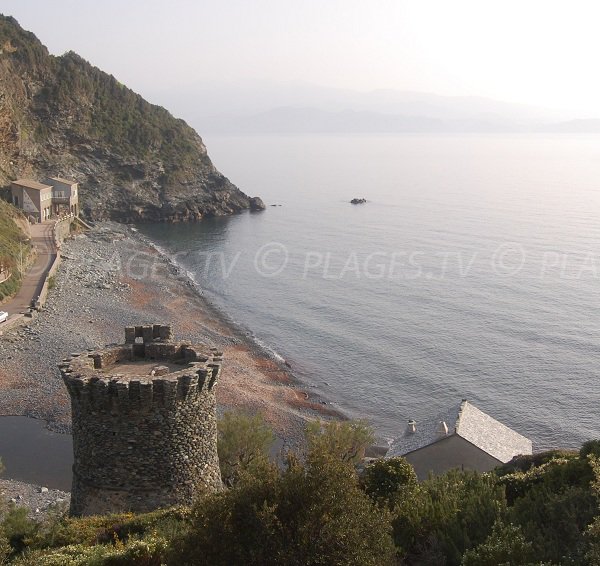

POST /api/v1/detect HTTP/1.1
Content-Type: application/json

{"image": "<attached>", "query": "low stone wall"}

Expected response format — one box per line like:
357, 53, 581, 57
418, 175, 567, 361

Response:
54, 215, 73, 247
34, 216, 72, 311
35, 252, 60, 311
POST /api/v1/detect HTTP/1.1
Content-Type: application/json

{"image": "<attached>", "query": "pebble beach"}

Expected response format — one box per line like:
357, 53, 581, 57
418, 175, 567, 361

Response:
0, 222, 342, 511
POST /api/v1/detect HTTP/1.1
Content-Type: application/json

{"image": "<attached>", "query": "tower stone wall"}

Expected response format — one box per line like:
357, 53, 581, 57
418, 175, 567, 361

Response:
60, 324, 223, 516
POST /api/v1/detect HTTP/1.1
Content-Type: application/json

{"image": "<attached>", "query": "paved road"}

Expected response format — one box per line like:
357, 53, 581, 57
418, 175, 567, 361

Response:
1, 222, 56, 316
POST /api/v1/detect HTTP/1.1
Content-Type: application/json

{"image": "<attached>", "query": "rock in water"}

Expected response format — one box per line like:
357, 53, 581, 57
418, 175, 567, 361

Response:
249, 197, 266, 211
350, 198, 367, 204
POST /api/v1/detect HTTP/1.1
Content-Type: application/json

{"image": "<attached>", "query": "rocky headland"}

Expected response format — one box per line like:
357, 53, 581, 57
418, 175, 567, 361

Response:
0, 15, 256, 222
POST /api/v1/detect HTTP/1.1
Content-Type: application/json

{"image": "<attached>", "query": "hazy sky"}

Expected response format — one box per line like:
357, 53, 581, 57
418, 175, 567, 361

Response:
5, 0, 600, 116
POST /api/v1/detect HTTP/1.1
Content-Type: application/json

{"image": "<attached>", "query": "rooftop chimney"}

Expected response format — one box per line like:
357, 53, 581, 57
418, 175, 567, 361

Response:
438, 420, 449, 435
407, 419, 417, 433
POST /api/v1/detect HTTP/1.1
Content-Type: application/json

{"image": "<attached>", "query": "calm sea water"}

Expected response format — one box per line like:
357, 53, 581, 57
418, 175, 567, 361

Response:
0, 416, 72, 490
139, 134, 600, 450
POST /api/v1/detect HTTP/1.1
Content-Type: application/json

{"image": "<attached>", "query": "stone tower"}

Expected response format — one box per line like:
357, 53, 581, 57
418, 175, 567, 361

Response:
60, 324, 223, 517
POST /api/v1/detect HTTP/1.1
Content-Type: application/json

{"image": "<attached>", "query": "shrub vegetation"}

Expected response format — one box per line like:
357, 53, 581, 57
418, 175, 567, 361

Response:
1, 420, 599, 565
0, 200, 30, 302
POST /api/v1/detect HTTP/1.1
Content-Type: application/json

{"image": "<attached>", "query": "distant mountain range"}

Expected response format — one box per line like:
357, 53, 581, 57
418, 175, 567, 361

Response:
196, 107, 600, 135
148, 81, 600, 134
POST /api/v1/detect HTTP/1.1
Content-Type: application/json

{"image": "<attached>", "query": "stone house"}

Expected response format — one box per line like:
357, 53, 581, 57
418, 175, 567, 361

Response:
10, 177, 79, 222
10, 179, 53, 222
44, 177, 79, 216
386, 400, 532, 479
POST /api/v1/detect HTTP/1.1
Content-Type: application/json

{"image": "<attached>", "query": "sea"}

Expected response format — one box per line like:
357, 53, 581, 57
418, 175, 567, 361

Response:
138, 133, 600, 450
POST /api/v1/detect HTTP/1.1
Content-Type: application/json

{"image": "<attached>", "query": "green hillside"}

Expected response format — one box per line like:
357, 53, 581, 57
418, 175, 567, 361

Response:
0, 200, 29, 301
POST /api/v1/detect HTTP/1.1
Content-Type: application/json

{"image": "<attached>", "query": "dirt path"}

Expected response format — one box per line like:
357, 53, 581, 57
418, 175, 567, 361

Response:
2, 221, 55, 316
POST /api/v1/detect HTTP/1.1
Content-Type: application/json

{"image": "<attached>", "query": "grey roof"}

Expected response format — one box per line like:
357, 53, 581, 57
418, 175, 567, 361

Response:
48, 176, 77, 186
12, 178, 52, 191
387, 400, 532, 463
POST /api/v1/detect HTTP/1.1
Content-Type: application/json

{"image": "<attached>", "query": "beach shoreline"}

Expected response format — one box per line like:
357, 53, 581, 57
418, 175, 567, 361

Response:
0, 221, 344, 456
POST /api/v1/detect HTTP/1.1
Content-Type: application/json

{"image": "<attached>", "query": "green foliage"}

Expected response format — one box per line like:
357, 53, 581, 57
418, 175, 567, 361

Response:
1, 507, 37, 553
12, 535, 168, 565
26, 508, 188, 551
0, 16, 48, 71
37, 50, 205, 182
500, 451, 598, 563
498, 455, 594, 505
0, 200, 30, 302
461, 521, 535, 566
0, 13, 218, 193
581, 439, 600, 459
0, 473, 7, 565
0, 535, 9, 565
170, 449, 397, 566
495, 449, 579, 477
10, 508, 187, 564
586, 456, 600, 563
361, 457, 418, 506
510, 484, 595, 564
1, 428, 600, 564
305, 419, 375, 465
217, 412, 275, 487
392, 470, 506, 565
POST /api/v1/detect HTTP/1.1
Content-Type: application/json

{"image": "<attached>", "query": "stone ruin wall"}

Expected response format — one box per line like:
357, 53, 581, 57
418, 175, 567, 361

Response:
60, 324, 223, 516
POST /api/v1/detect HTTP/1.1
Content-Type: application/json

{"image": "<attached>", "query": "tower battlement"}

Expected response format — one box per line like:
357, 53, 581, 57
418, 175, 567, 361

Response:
61, 325, 223, 516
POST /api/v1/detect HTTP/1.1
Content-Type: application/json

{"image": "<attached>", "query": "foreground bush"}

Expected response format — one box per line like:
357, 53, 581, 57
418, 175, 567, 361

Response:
170, 451, 396, 566
499, 451, 598, 563
460, 521, 535, 566
217, 412, 275, 487
393, 469, 506, 565
12, 535, 168, 566
2, 429, 600, 565
305, 419, 374, 465
361, 457, 418, 506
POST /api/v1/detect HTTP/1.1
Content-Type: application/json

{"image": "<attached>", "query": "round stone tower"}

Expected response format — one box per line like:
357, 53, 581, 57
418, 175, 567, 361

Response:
60, 324, 223, 517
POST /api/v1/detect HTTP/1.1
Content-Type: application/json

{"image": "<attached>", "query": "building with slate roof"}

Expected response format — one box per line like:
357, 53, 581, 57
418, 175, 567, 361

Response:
386, 399, 532, 479
10, 177, 79, 222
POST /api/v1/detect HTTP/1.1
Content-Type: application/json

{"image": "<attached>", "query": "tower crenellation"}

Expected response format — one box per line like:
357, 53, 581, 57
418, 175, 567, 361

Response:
60, 325, 223, 516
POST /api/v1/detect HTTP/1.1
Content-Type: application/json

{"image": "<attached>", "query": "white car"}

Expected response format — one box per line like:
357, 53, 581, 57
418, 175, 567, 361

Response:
0, 311, 8, 323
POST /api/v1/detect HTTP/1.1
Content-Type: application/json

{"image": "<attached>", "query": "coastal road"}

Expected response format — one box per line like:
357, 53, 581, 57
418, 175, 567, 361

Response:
2, 221, 56, 316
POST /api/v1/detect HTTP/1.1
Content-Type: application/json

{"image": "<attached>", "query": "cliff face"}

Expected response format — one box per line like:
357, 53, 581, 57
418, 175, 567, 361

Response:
0, 15, 252, 222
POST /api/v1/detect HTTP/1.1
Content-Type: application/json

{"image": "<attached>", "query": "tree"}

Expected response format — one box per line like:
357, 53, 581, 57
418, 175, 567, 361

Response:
217, 412, 275, 487
585, 456, 600, 564
170, 448, 397, 566
581, 440, 600, 459
500, 452, 598, 563
461, 521, 535, 566
361, 457, 418, 506
305, 420, 374, 465
392, 470, 506, 565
